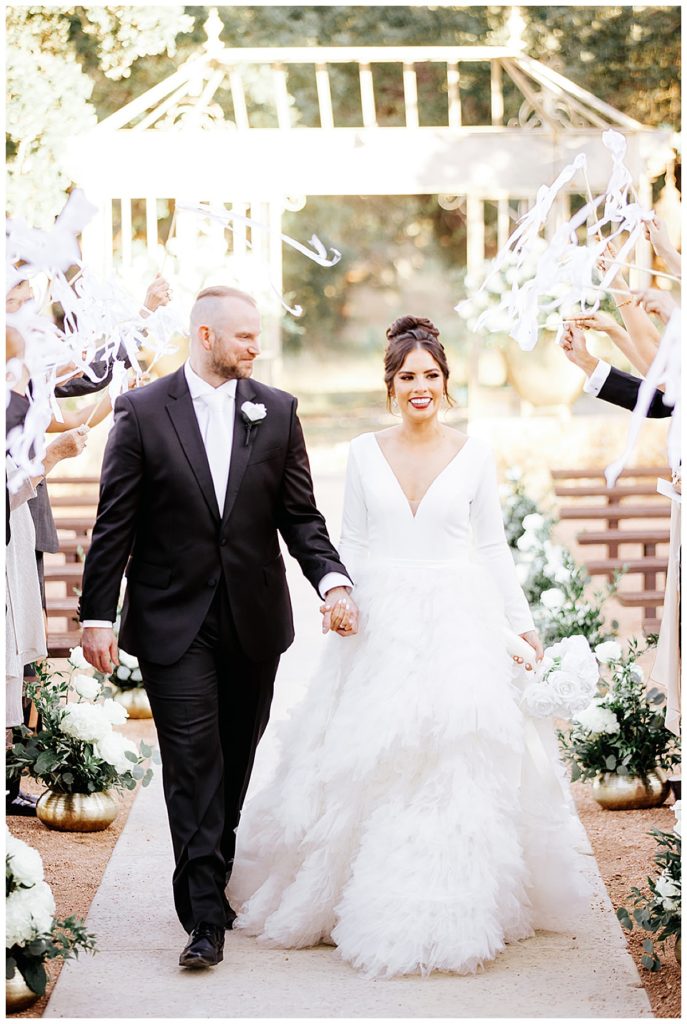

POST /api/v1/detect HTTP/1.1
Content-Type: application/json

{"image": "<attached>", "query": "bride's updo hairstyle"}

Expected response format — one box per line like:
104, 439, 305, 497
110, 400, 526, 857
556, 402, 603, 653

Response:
384, 315, 453, 409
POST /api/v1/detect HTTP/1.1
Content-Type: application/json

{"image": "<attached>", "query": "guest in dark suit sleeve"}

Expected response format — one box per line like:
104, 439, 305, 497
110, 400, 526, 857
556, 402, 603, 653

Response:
559, 324, 674, 418
596, 365, 673, 418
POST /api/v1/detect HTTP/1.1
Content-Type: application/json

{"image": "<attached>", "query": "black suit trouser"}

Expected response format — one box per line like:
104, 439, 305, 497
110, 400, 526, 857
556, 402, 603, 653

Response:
139, 581, 279, 933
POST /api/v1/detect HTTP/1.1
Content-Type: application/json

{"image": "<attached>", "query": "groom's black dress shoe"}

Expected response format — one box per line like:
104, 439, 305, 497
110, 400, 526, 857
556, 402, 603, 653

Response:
178, 923, 224, 968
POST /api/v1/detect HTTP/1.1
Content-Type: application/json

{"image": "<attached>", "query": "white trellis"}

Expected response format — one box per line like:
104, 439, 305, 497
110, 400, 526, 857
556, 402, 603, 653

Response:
65, 8, 673, 386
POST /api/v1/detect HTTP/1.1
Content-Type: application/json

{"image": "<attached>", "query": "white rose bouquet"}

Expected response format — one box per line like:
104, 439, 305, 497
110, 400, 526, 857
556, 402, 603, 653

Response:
6, 830, 96, 997
6, 665, 159, 797
518, 634, 599, 720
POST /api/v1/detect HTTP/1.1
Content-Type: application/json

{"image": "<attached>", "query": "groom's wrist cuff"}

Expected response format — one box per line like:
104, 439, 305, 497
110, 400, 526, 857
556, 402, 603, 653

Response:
82, 619, 114, 628
319, 572, 354, 599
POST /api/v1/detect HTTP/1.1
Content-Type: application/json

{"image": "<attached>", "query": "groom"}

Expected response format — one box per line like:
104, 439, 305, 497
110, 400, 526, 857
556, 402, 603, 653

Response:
79, 285, 357, 968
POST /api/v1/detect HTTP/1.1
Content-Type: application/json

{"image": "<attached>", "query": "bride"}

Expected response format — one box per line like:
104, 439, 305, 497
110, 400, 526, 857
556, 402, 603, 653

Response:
229, 315, 589, 977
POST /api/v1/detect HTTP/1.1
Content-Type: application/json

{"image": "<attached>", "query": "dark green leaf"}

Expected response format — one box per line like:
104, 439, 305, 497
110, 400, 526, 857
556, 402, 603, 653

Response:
22, 959, 47, 996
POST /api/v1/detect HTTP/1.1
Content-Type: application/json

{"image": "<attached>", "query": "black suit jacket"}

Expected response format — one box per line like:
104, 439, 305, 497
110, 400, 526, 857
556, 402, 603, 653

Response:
598, 366, 673, 419
79, 367, 348, 664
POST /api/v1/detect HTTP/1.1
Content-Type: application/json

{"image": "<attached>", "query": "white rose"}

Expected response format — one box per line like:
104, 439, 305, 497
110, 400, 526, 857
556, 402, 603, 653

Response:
60, 703, 112, 743
68, 646, 91, 670
72, 674, 102, 702
6, 835, 44, 888
521, 684, 557, 718
548, 635, 600, 690
95, 733, 138, 775
102, 698, 128, 725
522, 513, 544, 532
541, 588, 566, 611
506, 467, 522, 483
130, 668, 143, 683
5, 881, 55, 947
517, 532, 539, 553
629, 664, 644, 683
574, 703, 620, 735
553, 565, 572, 584
118, 650, 139, 670
241, 401, 267, 423
116, 666, 131, 681
595, 640, 622, 664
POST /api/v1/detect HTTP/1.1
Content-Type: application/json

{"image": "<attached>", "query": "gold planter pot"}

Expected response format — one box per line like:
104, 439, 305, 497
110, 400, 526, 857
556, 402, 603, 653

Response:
113, 686, 152, 719
36, 789, 119, 832
6, 971, 39, 1014
591, 769, 670, 810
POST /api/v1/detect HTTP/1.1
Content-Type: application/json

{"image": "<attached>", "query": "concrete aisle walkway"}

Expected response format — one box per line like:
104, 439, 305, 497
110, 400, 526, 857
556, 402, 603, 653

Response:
45, 469, 652, 1019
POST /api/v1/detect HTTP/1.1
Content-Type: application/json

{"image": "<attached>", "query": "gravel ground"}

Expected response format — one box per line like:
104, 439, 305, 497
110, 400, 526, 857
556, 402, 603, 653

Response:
8, 717, 680, 1019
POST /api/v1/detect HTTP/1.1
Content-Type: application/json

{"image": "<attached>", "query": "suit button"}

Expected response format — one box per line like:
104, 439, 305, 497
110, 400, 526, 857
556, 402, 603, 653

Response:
220, 538, 226, 546
208, 578, 217, 587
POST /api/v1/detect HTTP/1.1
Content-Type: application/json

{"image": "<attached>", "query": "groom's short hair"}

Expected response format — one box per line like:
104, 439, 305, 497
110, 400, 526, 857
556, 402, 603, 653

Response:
194, 286, 257, 307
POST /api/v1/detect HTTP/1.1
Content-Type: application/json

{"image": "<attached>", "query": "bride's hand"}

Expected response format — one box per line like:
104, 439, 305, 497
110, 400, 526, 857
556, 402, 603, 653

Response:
516, 630, 543, 671
320, 588, 359, 637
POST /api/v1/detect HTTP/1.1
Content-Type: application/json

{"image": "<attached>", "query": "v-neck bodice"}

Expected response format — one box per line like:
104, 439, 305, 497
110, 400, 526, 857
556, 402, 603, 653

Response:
338, 431, 533, 632
372, 435, 472, 520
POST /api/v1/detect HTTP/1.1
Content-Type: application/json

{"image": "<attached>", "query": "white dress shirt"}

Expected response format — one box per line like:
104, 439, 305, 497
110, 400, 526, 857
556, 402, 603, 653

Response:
83, 361, 351, 628
583, 359, 612, 397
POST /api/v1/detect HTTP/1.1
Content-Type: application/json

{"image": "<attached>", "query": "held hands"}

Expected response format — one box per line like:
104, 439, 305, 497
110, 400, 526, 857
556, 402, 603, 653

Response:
320, 586, 359, 637
81, 627, 120, 675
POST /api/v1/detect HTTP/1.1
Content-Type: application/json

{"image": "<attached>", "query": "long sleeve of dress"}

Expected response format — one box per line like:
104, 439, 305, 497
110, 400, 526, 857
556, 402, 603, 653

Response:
338, 441, 369, 581
470, 448, 534, 633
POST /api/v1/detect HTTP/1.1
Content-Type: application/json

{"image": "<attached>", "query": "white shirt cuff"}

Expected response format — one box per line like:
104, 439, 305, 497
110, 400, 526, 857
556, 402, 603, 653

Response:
583, 359, 611, 396
82, 620, 114, 628
318, 572, 354, 600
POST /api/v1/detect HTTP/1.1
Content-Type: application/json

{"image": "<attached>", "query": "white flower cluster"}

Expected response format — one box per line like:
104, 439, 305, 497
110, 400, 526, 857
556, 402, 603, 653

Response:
515, 514, 572, 587
672, 799, 681, 838
594, 640, 622, 664
6, 831, 55, 948
519, 635, 600, 720
573, 699, 621, 735
115, 649, 142, 685
58, 694, 138, 778
654, 869, 681, 913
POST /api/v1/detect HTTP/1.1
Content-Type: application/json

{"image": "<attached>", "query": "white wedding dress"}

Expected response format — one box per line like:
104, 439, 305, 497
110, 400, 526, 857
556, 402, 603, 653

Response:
229, 433, 590, 977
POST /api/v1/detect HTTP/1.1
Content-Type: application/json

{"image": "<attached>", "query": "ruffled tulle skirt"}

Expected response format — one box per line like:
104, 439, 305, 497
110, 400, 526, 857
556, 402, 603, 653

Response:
229, 559, 590, 977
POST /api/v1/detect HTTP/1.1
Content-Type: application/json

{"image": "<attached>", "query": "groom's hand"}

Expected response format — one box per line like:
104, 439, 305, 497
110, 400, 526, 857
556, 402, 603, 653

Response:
320, 587, 359, 637
81, 627, 120, 674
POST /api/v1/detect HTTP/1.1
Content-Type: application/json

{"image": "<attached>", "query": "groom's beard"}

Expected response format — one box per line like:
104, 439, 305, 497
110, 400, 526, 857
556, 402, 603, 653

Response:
209, 351, 255, 381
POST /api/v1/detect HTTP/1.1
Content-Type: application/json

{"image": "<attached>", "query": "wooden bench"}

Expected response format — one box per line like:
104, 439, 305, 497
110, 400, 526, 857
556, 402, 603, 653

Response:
43, 479, 98, 658
47, 631, 82, 659
552, 466, 670, 634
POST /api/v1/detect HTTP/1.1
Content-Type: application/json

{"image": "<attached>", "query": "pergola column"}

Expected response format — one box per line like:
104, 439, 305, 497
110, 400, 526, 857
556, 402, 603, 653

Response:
466, 194, 485, 419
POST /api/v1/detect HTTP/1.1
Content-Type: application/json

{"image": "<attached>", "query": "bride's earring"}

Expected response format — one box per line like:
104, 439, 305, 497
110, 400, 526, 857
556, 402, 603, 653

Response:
391, 396, 399, 415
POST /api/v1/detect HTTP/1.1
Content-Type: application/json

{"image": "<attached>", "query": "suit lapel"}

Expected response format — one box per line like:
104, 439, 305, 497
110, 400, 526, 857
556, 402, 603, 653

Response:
165, 367, 221, 522
222, 377, 258, 525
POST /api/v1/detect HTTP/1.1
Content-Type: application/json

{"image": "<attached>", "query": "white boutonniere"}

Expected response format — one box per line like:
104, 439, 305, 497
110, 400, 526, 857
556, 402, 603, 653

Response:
240, 401, 267, 445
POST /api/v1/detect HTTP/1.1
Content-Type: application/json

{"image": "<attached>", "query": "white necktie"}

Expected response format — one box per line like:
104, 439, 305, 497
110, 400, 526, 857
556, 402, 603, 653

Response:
201, 390, 233, 515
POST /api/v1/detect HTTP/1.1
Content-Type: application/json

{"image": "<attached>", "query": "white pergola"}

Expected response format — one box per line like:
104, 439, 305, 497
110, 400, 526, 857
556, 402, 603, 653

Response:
66, 8, 673, 384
